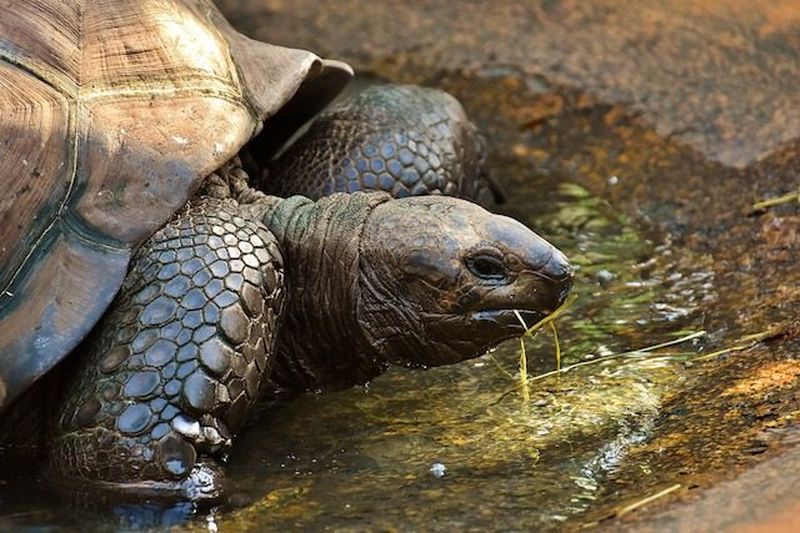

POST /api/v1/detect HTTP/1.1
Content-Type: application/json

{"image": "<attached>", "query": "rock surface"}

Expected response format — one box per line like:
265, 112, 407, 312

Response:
219, 1, 800, 530
221, 0, 800, 169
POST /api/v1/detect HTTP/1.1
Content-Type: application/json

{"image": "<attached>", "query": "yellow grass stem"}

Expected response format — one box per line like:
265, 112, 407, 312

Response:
488, 354, 515, 380
618, 330, 706, 355
549, 321, 561, 371
751, 190, 800, 212
513, 297, 575, 400
694, 324, 784, 361
513, 325, 779, 395
525, 330, 707, 385
520, 296, 576, 337
615, 483, 682, 517
518, 333, 530, 403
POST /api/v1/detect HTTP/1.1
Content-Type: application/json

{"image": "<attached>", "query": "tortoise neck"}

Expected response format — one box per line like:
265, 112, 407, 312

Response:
257, 192, 392, 393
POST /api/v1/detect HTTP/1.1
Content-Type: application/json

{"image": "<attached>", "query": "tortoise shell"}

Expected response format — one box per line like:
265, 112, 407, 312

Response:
0, 0, 351, 412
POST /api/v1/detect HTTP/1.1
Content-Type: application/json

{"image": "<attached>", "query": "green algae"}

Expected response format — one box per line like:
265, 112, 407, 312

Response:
206, 177, 712, 531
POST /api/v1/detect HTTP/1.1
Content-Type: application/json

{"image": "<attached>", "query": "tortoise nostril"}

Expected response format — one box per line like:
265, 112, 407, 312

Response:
542, 248, 575, 283
541, 248, 574, 310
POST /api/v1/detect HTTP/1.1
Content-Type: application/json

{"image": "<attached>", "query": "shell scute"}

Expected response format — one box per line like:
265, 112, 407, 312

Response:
0, 0, 351, 412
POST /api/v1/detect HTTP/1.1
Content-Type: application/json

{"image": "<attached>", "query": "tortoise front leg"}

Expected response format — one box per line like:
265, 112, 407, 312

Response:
50, 198, 284, 498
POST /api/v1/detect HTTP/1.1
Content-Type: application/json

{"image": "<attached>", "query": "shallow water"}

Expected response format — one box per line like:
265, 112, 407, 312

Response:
0, 74, 749, 533
0, 168, 715, 531
208, 181, 714, 531
1, 0, 798, 526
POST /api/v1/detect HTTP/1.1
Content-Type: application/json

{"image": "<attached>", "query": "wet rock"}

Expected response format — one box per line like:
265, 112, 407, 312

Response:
219, 0, 800, 168
429, 462, 447, 478
210, 2, 800, 531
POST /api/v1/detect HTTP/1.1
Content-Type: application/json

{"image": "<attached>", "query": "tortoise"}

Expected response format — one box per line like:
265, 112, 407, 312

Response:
0, 0, 573, 498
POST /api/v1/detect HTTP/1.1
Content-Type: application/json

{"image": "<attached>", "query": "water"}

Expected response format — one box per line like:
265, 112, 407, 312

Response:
0, 78, 722, 530
0, 169, 714, 531
206, 180, 712, 531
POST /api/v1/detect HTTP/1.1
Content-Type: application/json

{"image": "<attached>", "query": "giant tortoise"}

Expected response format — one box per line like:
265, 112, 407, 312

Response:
0, 0, 573, 498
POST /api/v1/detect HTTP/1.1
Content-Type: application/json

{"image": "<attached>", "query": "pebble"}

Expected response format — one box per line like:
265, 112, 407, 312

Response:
596, 269, 617, 284
429, 462, 447, 478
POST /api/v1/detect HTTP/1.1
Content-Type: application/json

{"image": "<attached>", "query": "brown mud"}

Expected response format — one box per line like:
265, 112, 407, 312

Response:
216, 1, 800, 530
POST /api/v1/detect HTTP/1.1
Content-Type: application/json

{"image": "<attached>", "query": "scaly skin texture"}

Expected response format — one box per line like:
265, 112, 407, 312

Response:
48, 188, 571, 498
42, 85, 573, 498
51, 197, 284, 496
252, 193, 390, 392
260, 85, 501, 204
263, 193, 572, 394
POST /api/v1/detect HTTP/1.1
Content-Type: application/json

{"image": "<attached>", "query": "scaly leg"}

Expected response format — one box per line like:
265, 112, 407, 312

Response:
50, 198, 283, 498
260, 85, 503, 204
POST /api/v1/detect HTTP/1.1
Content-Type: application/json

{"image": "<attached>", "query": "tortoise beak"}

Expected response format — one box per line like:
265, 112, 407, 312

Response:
470, 217, 574, 334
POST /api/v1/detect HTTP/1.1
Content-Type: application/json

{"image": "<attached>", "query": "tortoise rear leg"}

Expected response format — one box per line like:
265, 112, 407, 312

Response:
50, 198, 284, 499
259, 85, 504, 205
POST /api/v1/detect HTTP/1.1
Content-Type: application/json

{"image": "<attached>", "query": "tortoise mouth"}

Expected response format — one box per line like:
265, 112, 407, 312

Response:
466, 275, 572, 336
469, 308, 551, 335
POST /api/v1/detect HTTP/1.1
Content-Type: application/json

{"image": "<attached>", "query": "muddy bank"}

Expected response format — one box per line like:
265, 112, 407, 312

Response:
219, 1, 800, 529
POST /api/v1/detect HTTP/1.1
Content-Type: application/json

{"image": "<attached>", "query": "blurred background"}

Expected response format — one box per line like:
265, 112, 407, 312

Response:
215, 2, 800, 530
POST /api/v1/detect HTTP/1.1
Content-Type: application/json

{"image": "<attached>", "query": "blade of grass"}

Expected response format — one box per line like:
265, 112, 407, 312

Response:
488, 354, 515, 380
519, 338, 530, 402
694, 324, 784, 361
514, 298, 574, 401
525, 330, 707, 385
514, 309, 532, 403
549, 321, 561, 371
519, 326, 776, 390
751, 190, 799, 212
617, 330, 706, 355
615, 483, 682, 517
521, 296, 577, 337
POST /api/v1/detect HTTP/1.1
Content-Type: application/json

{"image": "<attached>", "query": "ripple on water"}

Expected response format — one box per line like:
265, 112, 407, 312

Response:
211, 182, 713, 531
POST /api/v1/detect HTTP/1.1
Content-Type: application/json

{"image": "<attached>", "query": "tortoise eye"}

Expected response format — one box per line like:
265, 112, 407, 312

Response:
466, 253, 508, 281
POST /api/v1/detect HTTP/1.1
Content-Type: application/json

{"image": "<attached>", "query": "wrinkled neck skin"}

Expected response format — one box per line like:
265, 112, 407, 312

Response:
356, 239, 465, 369
252, 192, 392, 393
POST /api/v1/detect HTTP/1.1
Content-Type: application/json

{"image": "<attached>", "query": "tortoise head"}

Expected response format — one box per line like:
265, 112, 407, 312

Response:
263, 192, 572, 392
357, 196, 573, 368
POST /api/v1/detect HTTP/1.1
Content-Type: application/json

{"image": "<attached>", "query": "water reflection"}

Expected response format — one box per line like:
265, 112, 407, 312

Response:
0, 175, 716, 530
208, 182, 712, 530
